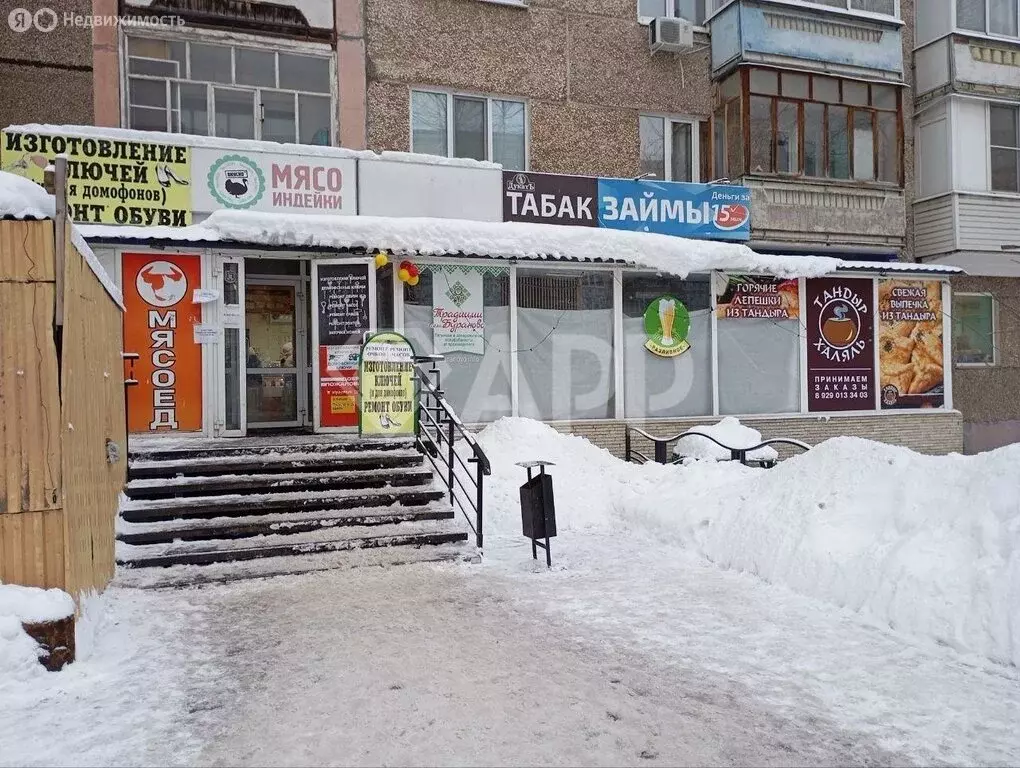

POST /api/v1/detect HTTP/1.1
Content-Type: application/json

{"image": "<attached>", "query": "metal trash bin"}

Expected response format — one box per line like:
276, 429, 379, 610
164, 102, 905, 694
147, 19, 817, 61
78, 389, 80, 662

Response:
517, 461, 556, 567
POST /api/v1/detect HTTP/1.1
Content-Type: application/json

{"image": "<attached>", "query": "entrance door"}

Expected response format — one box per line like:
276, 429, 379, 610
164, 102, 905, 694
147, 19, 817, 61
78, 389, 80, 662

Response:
245, 277, 307, 428
311, 259, 376, 432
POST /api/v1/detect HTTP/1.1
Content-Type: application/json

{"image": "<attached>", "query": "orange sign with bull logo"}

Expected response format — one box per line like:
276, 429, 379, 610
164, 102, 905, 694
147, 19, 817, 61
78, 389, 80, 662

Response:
123, 253, 204, 432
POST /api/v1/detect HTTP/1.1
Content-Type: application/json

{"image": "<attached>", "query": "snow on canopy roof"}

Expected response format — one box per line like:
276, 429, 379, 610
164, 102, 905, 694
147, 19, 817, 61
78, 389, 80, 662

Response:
4, 124, 500, 170
76, 216, 968, 279
836, 259, 965, 275
196, 211, 842, 278
0, 169, 55, 219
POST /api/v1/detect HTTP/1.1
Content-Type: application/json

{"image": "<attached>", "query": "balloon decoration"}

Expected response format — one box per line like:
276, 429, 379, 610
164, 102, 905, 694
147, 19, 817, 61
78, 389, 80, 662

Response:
374, 250, 389, 269
397, 260, 422, 287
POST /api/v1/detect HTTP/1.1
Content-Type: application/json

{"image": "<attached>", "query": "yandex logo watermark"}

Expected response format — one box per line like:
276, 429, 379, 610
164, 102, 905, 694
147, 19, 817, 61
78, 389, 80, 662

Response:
7, 7, 184, 32
123, 254, 203, 433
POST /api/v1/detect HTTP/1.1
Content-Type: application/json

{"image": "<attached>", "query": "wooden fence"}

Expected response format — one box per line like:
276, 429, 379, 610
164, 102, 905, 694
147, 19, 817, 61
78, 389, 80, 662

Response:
0, 218, 125, 600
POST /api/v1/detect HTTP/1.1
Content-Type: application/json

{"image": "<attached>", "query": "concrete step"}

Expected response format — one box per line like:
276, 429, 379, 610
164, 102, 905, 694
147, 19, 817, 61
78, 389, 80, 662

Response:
116, 504, 456, 546
129, 435, 415, 462
128, 448, 424, 481
119, 485, 447, 523
113, 541, 477, 589
116, 519, 470, 569
124, 466, 434, 500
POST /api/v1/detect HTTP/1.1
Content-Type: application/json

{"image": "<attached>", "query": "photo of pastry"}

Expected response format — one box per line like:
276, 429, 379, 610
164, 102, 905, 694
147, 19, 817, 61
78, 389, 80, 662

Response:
878, 280, 945, 408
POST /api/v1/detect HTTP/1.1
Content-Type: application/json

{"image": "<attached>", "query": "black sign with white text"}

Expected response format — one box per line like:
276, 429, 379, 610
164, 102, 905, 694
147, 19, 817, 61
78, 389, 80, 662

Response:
502, 171, 598, 226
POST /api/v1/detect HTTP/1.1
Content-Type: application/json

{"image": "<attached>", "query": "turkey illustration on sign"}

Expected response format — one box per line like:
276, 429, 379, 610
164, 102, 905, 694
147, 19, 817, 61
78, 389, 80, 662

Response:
207, 155, 265, 209
194, 149, 353, 215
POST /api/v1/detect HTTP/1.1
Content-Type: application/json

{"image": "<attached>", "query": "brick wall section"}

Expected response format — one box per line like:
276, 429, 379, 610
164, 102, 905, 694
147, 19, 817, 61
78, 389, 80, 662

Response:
539, 412, 964, 460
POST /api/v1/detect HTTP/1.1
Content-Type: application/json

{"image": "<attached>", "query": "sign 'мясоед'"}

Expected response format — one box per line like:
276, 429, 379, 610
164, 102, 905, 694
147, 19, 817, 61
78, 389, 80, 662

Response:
502, 171, 751, 241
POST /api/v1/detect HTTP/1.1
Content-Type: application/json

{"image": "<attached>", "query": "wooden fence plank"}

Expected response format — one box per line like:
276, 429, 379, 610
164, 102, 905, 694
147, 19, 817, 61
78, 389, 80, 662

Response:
0, 509, 65, 588
0, 220, 55, 282
0, 281, 61, 514
60, 224, 125, 597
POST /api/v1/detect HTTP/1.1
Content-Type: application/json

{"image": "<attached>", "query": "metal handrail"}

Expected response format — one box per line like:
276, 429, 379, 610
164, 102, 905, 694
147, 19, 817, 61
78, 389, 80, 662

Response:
624, 424, 811, 467
413, 356, 492, 549
415, 369, 491, 475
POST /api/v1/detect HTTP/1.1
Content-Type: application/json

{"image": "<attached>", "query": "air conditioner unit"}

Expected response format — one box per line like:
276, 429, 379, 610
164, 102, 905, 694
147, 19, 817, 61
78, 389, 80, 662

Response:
649, 16, 694, 54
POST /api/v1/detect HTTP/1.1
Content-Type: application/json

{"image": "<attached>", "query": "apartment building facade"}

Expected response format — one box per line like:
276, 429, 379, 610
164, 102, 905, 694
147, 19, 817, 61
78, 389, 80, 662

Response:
0, 0, 97, 127
1, 0, 976, 453
4, 0, 918, 256
364, 0, 914, 261
913, 0, 1015, 448
913, 0, 1020, 451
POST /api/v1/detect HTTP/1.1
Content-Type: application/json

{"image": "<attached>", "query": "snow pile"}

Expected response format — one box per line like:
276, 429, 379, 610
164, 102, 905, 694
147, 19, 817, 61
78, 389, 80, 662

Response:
470, 417, 753, 537
473, 418, 1020, 666
0, 615, 42, 681
648, 437, 1020, 667
0, 170, 55, 219
0, 584, 75, 624
673, 416, 779, 462
0, 585, 74, 681
202, 210, 841, 279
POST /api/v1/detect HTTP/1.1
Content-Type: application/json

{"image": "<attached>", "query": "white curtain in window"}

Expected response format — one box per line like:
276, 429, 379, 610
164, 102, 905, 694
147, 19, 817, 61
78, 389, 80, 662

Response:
718, 320, 800, 415
990, 0, 1019, 35
411, 91, 449, 157
639, 115, 665, 179
492, 100, 526, 171
517, 308, 615, 421
623, 310, 713, 418
638, 0, 668, 16
957, 0, 986, 30
670, 121, 693, 182
403, 270, 512, 423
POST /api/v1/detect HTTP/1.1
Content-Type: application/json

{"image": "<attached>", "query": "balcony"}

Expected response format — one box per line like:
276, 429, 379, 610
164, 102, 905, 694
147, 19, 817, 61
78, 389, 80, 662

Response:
709, 0, 904, 81
712, 64, 906, 248
746, 179, 905, 247
917, 37, 1020, 101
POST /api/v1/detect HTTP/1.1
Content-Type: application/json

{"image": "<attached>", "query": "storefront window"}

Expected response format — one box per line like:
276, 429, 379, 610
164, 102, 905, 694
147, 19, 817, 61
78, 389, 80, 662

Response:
517, 269, 615, 421
623, 273, 712, 418
404, 268, 512, 422
716, 276, 801, 415
953, 293, 997, 365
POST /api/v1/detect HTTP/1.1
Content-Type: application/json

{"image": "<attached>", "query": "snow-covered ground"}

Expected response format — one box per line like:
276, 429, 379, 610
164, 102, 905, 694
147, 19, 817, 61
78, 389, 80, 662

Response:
473, 418, 1020, 668
2, 418, 1019, 766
